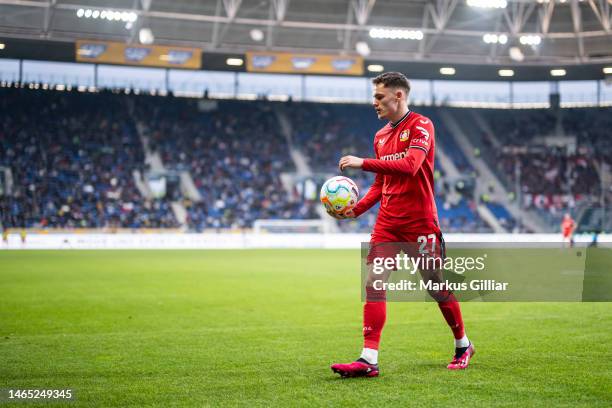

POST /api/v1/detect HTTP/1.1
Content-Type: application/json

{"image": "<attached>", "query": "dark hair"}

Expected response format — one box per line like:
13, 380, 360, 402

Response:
372, 72, 410, 96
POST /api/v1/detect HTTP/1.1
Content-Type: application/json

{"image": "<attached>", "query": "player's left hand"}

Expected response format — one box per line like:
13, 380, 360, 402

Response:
326, 208, 355, 219
337, 209, 355, 219
339, 155, 364, 171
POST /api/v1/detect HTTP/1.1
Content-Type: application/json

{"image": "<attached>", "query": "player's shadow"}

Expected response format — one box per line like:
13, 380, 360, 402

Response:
325, 376, 381, 382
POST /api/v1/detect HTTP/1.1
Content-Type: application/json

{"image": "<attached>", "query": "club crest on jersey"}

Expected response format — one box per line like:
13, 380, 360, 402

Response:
399, 130, 410, 142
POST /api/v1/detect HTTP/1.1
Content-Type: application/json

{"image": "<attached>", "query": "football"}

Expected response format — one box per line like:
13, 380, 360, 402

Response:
320, 176, 359, 217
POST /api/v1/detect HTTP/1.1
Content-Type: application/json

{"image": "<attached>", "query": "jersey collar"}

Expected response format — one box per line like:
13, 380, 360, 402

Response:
390, 110, 411, 128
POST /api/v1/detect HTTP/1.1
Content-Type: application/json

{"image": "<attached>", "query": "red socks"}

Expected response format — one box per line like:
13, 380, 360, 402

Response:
362, 288, 465, 350
363, 287, 387, 349
437, 293, 465, 339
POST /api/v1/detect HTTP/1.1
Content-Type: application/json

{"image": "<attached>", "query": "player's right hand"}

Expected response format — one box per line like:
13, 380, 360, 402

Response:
338, 155, 364, 172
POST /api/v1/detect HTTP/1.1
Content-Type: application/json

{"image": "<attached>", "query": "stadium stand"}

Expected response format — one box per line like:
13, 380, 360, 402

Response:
1, 88, 609, 234
287, 102, 379, 172
0, 88, 178, 229
419, 107, 476, 174
133, 96, 319, 230
562, 108, 612, 165
485, 201, 516, 232
481, 108, 558, 145
471, 107, 610, 231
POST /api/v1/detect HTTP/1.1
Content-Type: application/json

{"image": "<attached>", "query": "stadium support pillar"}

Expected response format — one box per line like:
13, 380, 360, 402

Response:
514, 159, 522, 231
549, 93, 560, 110
600, 157, 609, 233
550, 81, 560, 110
429, 80, 435, 105
233, 72, 238, 98
597, 80, 601, 106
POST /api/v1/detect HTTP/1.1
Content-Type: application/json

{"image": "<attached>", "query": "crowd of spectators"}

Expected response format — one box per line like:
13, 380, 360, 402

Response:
287, 102, 379, 171
562, 108, 612, 164
0, 88, 178, 229
134, 96, 318, 230
471, 107, 609, 231
483, 109, 558, 145
514, 152, 602, 222
498, 149, 599, 196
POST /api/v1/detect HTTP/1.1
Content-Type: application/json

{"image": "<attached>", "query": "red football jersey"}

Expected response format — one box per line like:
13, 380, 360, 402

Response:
561, 217, 575, 236
353, 110, 439, 231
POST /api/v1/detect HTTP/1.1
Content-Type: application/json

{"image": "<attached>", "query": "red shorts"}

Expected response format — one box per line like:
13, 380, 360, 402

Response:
366, 224, 445, 266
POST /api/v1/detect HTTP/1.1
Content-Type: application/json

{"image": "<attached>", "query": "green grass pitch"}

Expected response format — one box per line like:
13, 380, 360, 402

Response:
0, 250, 610, 407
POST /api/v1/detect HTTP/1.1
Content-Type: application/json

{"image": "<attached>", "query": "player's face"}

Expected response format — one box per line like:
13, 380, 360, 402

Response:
372, 83, 403, 121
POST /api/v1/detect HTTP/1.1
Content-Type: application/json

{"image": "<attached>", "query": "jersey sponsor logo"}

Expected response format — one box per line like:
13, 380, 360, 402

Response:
378, 138, 386, 145
399, 129, 410, 141
410, 137, 429, 148
381, 148, 409, 161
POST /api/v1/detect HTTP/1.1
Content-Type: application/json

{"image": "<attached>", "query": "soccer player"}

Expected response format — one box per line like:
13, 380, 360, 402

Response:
330, 72, 474, 377
561, 213, 576, 247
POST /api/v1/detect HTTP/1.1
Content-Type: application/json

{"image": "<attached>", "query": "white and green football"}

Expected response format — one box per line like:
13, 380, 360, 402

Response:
320, 176, 359, 218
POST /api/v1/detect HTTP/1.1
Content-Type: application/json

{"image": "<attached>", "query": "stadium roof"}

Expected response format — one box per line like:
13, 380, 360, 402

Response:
0, 0, 610, 66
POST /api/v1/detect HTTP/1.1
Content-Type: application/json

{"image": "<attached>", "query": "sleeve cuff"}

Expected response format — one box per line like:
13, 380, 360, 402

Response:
408, 145, 429, 154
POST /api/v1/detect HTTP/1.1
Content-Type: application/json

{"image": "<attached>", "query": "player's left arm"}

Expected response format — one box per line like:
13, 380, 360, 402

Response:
352, 173, 383, 217
339, 120, 433, 176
